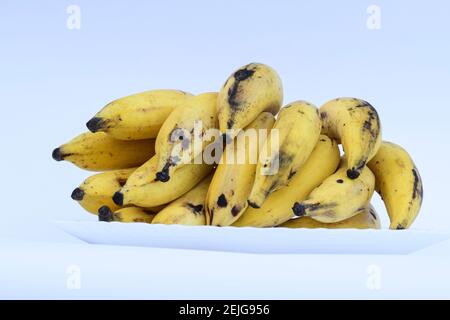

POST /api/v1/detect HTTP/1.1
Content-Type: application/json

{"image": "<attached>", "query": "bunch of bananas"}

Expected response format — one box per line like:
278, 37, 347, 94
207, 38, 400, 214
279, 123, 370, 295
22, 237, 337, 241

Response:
53, 63, 423, 230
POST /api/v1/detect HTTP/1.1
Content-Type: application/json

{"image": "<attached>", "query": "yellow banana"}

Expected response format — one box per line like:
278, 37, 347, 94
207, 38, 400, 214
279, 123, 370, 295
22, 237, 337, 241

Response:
86, 89, 192, 140
218, 63, 283, 140
247, 101, 322, 208
367, 141, 423, 229
152, 175, 212, 226
280, 204, 380, 229
206, 112, 275, 226
98, 206, 156, 223
320, 98, 381, 179
154, 92, 218, 182
113, 155, 212, 208
71, 168, 136, 214
292, 159, 375, 223
52, 132, 155, 171
233, 135, 340, 227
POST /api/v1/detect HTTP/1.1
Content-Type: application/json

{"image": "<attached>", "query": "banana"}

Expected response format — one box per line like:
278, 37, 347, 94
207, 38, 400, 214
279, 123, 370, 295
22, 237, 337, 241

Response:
86, 89, 192, 140
52, 132, 155, 171
233, 135, 340, 227
206, 112, 275, 226
247, 101, 321, 208
71, 168, 136, 214
280, 204, 380, 229
98, 206, 157, 223
151, 175, 212, 226
292, 159, 375, 223
320, 98, 381, 179
113, 154, 212, 208
217, 63, 283, 140
367, 141, 423, 229
154, 92, 218, 182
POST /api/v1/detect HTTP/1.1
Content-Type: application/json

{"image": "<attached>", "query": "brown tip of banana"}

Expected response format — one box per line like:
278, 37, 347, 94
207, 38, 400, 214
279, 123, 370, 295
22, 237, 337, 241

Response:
112, 191, 124, 206
346, 169, 361, 179
292, 202, 306, 217
86, 117, 107, 133
52, 147, 64, 161
247, 200, 260, 209
155, 170, 170, 182
71, 188, 84, 201
98, 206, 113, 222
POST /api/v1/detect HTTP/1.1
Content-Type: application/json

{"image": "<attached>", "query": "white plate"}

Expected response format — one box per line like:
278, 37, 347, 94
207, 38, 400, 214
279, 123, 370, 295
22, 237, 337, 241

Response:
55, 221, 448, 255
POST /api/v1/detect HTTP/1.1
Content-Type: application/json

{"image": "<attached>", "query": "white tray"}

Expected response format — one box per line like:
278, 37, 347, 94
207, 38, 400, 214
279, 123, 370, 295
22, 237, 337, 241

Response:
55, 221, 448, 255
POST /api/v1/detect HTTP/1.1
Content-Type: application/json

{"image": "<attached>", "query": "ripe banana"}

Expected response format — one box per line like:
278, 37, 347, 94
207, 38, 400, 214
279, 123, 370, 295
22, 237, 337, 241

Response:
292, 159, 375, 223
71, 168, 136, 214
280, 204, 380, 229
52, 132, 155, 171
367, 141, 423, 229
98, 206, 156, 223
247, 101, 321, 208
113, 154, 212, 208
233, 135, 340, 227
206, 112, 275, 226
152, 175, 212, 226
320, 98, 381, 179
86, 89, 192, 140
217, 63, 283, 140
154, 92, 218, 182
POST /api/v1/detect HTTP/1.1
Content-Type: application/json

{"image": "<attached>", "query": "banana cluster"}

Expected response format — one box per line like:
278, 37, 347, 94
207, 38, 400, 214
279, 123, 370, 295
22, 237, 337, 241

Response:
53, 63, 423, 230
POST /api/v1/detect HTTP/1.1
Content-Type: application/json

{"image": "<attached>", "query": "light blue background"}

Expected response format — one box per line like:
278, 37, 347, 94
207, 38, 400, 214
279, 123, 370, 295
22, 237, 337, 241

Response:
0, 0, 449, 299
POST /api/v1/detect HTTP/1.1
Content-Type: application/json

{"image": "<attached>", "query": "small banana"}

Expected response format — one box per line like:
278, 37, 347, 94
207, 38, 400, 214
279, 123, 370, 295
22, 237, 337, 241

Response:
367, 141, 423, 229
86, 89, 192, 140
206, 112, 275, 226
71, 168, 136, 214
247, 101, 321, 208
280, 204, 380, 229
113, 154, 212, 208
233, 135, 340, 227
152, 175, 212, 226
320, 98, 381, 179
52, 132, 155, 171
292, 159, 375, 223
154, 92, 218, 182
218, 63, 282, 140
98, 206, 157, 223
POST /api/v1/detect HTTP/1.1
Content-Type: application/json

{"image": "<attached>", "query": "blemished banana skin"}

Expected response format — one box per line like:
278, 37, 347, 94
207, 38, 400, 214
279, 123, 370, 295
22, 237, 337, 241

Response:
280, 204, 381, 229
217, 63, 283, 140
292, 158, 375, 223
98, 206, 157, 223
71, 168, 136, 214
154, 92, 218, 182
320, 97, 381, 180
367, 141, 423, 229
152, 175, 212, 226
247, 101, 322, 208
232, 135, 340, 227
86, 89, 192, 140
113, 154, 212, 208
206, 112, 275, 226
52, 132, 155, 171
